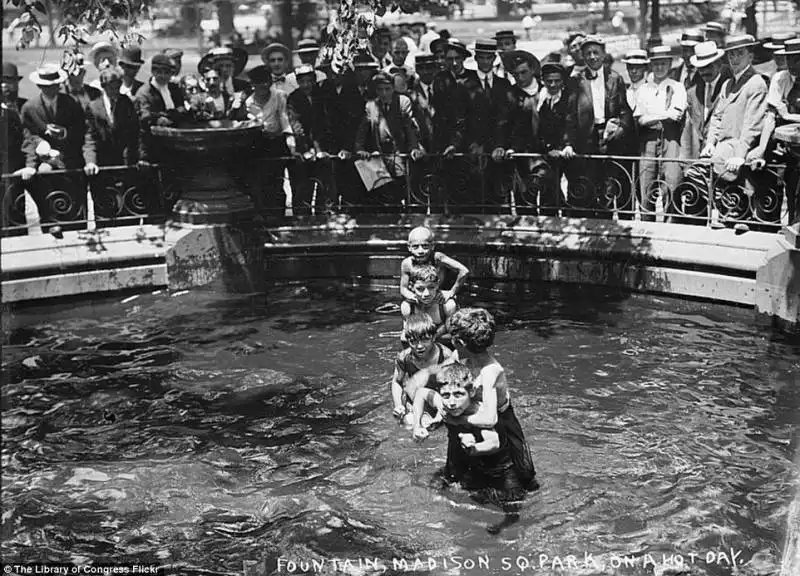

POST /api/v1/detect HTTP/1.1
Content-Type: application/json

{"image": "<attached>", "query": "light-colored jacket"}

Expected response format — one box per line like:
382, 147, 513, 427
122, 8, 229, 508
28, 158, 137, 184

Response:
706, 65, 767, 157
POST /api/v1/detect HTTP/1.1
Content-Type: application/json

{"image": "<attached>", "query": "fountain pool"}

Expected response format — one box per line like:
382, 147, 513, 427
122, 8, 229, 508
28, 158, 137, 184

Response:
1, 280, 798, 575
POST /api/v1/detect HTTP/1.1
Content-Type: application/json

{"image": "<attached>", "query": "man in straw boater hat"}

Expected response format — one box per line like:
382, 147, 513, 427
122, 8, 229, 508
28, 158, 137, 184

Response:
261, 42, 292, 94
199, 46, 250, 97
675, 35, 768, 224
134, 53, 184, 164
763, 32, 797, 73
633, 45, 687, 221
117, 45, 145, 100
703, 21, 728, 48
494, 30, 518, 81
677, 40, 728, 164
286, 39, 327, 91
561, 35, 633, 218
670, 30, 704, 87
622, 49, 650, 110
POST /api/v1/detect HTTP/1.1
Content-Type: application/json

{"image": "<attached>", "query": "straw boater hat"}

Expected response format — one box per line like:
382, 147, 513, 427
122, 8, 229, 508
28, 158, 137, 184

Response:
3, 62, 23, 80
118, 45, 144, 67
776, 38, 800, 56
261, 42, 290, 64
621, 49, 650, 65
765, 32, 798, 51
294, 64, 315, 77
372, 71, 393, 86
446, 41, 471, 58
679, 30, 705, 47
88, 41, 118, 70
725, 34, 759, 51
648, 45, 673, 61
353, 53, 379, 69
689, 41, 725, 68
295, 39, 320, 54
495, 30, 517, 42
703, 22, 727, 36
473, 39, 498, 54
30, 63, 68, 85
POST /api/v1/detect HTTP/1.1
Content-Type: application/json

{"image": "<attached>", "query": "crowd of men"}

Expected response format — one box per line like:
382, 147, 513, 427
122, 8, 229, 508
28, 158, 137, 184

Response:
1, 21, 799, 225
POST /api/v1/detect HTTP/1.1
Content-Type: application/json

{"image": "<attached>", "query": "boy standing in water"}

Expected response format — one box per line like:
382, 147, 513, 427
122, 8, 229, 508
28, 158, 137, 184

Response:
412, 362, 526, 534
400, 226, 470, 306
407, 307, 538, 492
401, 265, 458, 344
390, 313, 453, 421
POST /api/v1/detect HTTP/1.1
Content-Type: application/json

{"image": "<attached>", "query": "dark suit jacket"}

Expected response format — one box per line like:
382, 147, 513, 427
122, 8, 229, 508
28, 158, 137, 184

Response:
317, 79, 365, 153
508, 85, 542, 152
63, 83, 102, 112
565, 67, 633, 154
538, 90, 571, 152
134, 79, 185, 161
465, 72, 513, 149
84, 95, 139, 166
2, 103, 26, 173
354, 94, 419, 154
123, 78, 144, 101
21, 93, 93, 170
287, 87, 328, 153
232, 77, 252, 95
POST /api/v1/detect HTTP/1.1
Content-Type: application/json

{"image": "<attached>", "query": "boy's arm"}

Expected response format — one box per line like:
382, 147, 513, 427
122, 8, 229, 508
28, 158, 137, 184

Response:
437, 253, 470, 300
403, 354, 457, 401
399, 258, 417, 302
412, 388, 441, 440
433, 299, 458, 341
464, 365, 501, 428
390, 361, 407, 416
466, 429, 501, 454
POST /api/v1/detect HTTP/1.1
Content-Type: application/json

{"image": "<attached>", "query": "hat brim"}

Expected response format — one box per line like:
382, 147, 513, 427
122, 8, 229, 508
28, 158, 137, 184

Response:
447, 45, 472, 58
725, 41, 759, 51
763, 42, 783, 51
622, 58, 650, 65
775, 48, 800, 56
679, 40, 700, 47
649, 54, 673, 61
503, 50, 540, 72
29, 69, 68, 85
689, 50, 725, 68
119, 58, 144, 66
541, 63, 566, 76
580, 39, 605, 49
261, 44, 291, 63
89, 43, 118, 66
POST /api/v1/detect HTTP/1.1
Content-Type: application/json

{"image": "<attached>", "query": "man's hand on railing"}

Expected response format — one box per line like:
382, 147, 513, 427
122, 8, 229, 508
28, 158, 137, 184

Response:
700, 143, 715, 158
316, 151, 330, 161
725, 156, 746, 173
16, 167, 36, 181
561, 146, 575, 159
137, 160, 153, 170
504, 149, 516, 161
491, 147, 505, 162
84, 162, 99, 177
745, 147, 767, 171
442, 145, 456, 160
356, 151, 371, 161
410, 149, 424, 162
337, 150, 352, 161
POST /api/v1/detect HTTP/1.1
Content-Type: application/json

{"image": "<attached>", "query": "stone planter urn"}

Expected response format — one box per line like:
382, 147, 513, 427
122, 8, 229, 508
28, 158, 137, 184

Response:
151, 121, 263, 225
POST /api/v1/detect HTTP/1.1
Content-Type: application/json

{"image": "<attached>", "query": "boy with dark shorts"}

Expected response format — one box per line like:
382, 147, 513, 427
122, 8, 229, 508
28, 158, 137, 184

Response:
413, 363, 526, 534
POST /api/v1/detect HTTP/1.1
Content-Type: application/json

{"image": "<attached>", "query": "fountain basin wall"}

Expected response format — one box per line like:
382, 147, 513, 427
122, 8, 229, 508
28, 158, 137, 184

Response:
3, 216, 796, 330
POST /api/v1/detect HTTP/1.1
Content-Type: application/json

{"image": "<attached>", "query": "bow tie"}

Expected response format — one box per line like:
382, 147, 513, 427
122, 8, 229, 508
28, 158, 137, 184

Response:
586, 71, 598, 80
272, 75, 286, 83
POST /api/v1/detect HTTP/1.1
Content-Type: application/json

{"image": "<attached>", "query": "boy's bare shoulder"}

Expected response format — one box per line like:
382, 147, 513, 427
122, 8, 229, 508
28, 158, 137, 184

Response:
400, 257, 415, 271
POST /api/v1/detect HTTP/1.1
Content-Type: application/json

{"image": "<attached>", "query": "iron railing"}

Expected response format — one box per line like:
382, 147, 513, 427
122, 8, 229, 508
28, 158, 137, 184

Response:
2, 152, 797, 236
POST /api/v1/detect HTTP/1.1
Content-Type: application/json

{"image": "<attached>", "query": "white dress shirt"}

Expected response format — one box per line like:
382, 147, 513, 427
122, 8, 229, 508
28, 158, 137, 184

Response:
587, 66, 606, 124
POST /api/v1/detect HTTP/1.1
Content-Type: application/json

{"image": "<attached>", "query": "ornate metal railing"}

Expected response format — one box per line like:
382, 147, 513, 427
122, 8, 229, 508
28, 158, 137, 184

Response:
2, 152, 797, 236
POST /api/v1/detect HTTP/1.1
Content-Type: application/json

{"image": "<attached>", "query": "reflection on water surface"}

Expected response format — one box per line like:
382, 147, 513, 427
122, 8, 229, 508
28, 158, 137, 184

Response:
2, 282, 798, 575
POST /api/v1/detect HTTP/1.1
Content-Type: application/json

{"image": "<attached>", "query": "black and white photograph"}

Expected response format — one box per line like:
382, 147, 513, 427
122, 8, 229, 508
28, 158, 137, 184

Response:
1, 0, 799, 574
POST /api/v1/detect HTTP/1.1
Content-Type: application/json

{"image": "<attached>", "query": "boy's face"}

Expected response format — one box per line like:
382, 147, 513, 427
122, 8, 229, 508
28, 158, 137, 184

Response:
408, 233, 433, 262
439, 382, 473, 417
408, 335, 435, 358
411, 279, 437, 306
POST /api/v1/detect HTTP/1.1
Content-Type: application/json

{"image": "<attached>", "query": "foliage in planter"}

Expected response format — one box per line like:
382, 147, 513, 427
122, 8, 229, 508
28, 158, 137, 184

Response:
655, 4, 720, 27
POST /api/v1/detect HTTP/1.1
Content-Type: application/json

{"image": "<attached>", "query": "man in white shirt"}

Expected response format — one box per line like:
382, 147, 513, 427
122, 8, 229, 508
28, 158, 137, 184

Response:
622, 49, 650, 112
634, 45, 687, 221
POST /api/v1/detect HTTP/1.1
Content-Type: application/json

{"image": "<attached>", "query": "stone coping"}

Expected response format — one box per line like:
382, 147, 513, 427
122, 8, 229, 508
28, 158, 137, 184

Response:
0, 216, 786, 307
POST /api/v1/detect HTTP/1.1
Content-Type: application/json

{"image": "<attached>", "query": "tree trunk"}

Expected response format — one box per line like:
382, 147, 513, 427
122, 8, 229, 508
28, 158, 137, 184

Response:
639, 0, 648, 48
496, 0, 513, 18
217, 0, 234, 37
603, 0, 611, 21
279, 0, 293, 48
648, 0, 662, 47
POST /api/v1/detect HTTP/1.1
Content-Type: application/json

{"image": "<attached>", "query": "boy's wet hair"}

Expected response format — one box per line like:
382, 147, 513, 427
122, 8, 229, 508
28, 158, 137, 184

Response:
446, 307, 495, 353
438, 362, 474, 392
408, 226, 434, 243
404, 313, 437, 341
409, 264, 439, 286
